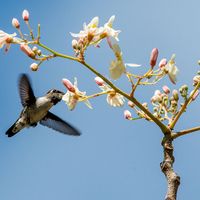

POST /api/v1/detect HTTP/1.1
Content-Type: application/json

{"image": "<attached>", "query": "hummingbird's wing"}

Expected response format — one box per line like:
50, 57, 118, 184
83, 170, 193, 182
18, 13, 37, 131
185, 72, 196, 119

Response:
40, 112, 81, 136
19, 74, 36, 107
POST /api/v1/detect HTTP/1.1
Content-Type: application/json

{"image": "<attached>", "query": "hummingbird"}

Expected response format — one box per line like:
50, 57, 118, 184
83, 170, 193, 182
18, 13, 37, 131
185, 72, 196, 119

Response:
6, 73, 81, 137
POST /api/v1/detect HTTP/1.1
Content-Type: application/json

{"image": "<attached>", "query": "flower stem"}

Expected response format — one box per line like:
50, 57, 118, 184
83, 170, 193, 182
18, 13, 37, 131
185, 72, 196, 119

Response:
38, 42, 79, 62
80, 91, 109, 101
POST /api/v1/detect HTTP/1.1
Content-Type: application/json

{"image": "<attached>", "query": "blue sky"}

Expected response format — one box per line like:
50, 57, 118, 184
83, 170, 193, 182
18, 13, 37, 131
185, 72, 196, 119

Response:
1, 0, 200, 199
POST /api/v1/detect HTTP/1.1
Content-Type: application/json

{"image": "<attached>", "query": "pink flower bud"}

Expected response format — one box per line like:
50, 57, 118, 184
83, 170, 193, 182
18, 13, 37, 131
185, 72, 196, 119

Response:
62, 79, 75, 93
20, 44, 35, 58
162, 85, 170, 94
150, 48, 159, 68
12, 18, 20, 29
94, 77, 104, 86
159, 58, 167, 69
22, 10, 29, 21
128, 101, 135, 108
124, 110, 132, 120
30, 63, 38, 71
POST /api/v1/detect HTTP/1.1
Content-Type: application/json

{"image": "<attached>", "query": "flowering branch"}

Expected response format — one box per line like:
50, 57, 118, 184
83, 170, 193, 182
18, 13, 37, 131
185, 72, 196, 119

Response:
2, 9, 200, 200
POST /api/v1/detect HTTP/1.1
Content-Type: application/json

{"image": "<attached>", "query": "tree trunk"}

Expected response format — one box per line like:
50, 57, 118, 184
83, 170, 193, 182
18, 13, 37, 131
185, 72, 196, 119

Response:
160, 138, 180, 200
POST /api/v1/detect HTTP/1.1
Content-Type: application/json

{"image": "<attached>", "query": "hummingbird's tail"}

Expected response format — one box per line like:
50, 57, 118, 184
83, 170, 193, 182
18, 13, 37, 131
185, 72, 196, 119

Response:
6, 119, 26, 137
6, 123, 19, 137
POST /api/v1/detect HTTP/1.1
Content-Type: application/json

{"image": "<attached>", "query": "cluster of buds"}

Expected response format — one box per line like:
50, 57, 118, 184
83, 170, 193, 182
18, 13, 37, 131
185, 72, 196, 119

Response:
71, 16, 120, 60
0, 10, 51, 72
150, 87, 180, 123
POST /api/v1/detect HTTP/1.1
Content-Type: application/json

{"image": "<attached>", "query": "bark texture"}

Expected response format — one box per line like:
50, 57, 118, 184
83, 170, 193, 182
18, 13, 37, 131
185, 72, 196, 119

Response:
160, 138, 180, 200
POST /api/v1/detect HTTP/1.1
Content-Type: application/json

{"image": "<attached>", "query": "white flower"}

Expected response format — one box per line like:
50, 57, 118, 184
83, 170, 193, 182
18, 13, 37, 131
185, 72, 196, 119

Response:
108, 39, 126, 80
103, 15, 121, 41
107, 92, 125, 107
165, 54, 179, 84
109, 59, 126, 80
62, 91, 78, 110
62, 77, 92, 110
70, 17, 100, 41
0, 30, 17, 51
94, 77, 125, 107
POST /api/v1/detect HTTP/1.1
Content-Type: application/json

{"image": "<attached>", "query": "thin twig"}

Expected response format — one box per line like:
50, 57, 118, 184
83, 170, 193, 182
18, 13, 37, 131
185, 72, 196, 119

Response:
171, 126, 200, 139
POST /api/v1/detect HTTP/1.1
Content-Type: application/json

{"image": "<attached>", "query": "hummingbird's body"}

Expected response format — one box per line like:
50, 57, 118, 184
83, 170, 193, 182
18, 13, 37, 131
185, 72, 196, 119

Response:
6, 74, 80, 137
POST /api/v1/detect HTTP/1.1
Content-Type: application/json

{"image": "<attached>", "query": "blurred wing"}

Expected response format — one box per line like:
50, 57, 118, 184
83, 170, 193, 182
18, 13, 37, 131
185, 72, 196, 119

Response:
19, 74, 36, 107
40, 112, 81, 136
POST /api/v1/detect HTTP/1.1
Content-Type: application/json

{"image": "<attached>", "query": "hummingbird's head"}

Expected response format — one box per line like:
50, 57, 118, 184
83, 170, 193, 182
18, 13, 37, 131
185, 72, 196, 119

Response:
46, 89, 64, 105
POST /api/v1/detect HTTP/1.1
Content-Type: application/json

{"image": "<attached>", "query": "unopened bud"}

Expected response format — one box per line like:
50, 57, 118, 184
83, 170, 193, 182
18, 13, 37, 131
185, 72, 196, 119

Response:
150, 48, 159, 68
22, 10, 29, 21
12, 18, 20, 29
37, 49, 42, 56
20, 44, 35, 58
62, 79, 75, 93
124, 110, 132, 120
162, 85, 170, 94
172, 90, 179, 101
72, 39, 78, 49
151, 96, 157, 103
30, 63, 38, 71
128, 101, 135, 108
32, 46, 38, 53
179, 85, 188, 98
159, 58, 167, 69
193, 75, 200, 86
161, 94, 168, 105
94, 77, 104, 86
154, 90, 161, 96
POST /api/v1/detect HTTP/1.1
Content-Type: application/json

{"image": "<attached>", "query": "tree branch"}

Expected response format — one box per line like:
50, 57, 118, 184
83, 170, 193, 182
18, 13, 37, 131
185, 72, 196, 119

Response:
171, 126, 200, 139
160, 137, 180, 200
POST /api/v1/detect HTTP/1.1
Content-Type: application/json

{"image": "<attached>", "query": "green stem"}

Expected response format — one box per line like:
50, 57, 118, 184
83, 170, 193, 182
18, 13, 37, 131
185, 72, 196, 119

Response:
80, 91, 109, 101
171, 126, 200, 139
38, 42, 79, 62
